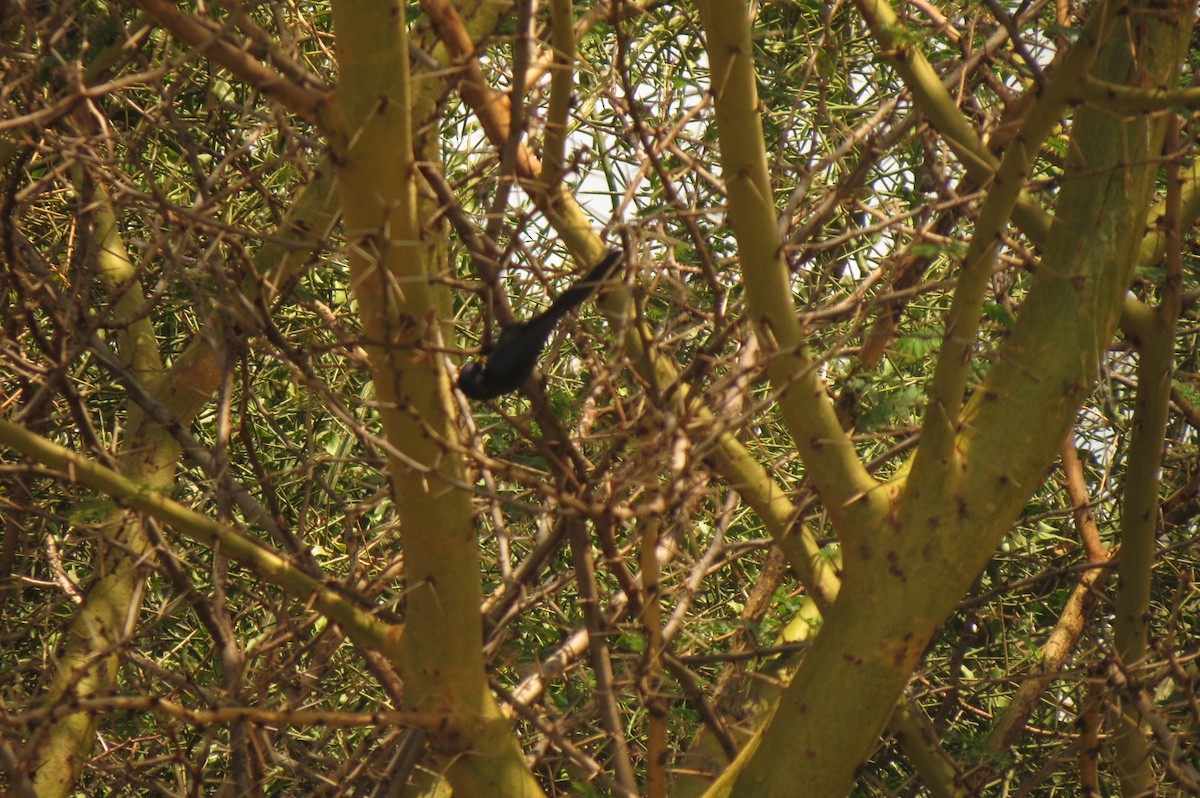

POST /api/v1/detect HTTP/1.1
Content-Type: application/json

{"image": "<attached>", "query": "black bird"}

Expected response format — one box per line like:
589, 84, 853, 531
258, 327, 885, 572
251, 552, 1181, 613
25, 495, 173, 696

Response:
457, 249, 623, 400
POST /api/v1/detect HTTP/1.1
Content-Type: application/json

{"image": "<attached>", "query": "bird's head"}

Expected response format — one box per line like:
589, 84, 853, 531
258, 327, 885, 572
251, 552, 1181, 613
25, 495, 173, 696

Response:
456, 361, 487, 398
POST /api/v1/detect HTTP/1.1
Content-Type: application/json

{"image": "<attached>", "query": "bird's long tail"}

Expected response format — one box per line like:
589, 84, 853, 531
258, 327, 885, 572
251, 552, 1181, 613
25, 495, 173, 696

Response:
544, 249, 623, 320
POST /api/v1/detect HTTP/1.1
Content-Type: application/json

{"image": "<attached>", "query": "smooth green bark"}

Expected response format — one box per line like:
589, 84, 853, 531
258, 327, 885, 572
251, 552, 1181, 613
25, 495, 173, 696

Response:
330, 2, 544, 795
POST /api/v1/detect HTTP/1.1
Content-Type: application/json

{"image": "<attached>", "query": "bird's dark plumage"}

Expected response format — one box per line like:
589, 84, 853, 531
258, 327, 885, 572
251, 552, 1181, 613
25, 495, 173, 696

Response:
457, 250, 623, 400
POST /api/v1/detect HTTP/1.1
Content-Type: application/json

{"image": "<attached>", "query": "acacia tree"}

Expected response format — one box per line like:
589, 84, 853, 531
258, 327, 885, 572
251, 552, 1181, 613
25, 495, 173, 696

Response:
2, 0, 1199, 795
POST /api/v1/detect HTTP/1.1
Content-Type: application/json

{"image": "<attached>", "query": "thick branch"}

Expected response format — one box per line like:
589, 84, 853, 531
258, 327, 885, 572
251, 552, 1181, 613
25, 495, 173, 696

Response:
694, 0, 882, 544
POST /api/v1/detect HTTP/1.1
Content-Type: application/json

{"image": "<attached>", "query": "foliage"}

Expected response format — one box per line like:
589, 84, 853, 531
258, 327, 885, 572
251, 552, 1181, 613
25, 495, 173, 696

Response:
1, 0, 1199, 796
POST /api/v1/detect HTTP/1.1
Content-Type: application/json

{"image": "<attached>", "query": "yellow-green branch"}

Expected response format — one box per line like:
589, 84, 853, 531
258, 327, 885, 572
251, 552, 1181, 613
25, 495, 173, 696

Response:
0, 418, 406, 660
